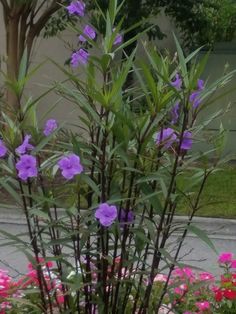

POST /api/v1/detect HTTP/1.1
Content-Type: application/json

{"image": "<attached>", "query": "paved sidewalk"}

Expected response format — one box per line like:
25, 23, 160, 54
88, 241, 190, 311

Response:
0, 207, 235, 276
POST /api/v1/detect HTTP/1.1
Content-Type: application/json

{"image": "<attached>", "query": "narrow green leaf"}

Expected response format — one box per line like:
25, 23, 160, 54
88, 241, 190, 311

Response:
187, 224, 218, 254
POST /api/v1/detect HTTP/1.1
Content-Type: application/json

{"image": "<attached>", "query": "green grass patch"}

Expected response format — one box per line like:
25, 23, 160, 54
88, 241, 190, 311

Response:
176, 165, 236, 218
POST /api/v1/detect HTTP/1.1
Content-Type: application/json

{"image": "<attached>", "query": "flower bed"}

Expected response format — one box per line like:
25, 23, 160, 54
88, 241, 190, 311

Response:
1, 252, 236, 313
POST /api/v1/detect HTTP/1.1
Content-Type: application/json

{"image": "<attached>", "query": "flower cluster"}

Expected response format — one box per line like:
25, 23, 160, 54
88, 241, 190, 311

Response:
67, 0, 123, 68
213, 252, 236, 304
152, 252, 236, 313
22, 258, 64, 305
0, 119, 84, 182
0, 269, 23, 313
155, 128, 193, 151
0, 258, 64, 313
170, 75, 205, 122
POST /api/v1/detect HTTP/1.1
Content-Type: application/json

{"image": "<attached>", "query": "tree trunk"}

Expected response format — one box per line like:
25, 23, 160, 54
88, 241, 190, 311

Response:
5, 15, 21, 112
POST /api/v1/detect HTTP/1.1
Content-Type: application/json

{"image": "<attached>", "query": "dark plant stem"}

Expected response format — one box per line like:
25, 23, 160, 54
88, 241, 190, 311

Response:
139, 107, 189, 313
155, 170, 210, 311
17, 179, 47, 312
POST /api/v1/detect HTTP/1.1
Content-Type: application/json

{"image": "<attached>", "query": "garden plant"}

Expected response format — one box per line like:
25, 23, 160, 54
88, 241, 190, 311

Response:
0, 0, 235, 313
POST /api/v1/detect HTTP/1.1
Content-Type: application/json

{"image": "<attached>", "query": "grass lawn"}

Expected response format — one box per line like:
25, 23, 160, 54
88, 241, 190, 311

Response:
176, 165, 236, 218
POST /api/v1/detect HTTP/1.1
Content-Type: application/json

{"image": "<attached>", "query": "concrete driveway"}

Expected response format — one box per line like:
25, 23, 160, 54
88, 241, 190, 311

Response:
0, 208, 235, 277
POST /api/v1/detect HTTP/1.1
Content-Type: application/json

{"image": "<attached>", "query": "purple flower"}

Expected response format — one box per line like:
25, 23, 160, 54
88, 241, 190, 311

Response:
155, 128, 177, 149
197, 79, 204, 90
79, 25, 96, 42
0, 140, 7, 157
189, 79, 205, 109
180, 131, 192, 150
170, 102, 180, 124
189, 91, 201, 109
118, 209, 134, 227
171, 73, 182, 90
71, 49, 89, 68
95, 203, 117, 227
67, 1, 85, 16
58, 154, 83, 180
43, 119, 58, 136
114, 33, 123, 45
16, 154, 38, 181
15, 135, 34, 155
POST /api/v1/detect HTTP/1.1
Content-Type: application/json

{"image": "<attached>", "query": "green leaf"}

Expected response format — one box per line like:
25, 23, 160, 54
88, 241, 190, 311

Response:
187, 224, 218, 254
173, 33, 189, 87
139, 183, 163, 214
18, 49, 28, 82
80, 173, 100, 196
0, 178, 21, 204
134, 228, 149, 253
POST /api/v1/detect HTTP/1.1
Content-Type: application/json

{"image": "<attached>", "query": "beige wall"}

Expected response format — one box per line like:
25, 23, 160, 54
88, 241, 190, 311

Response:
0, 8, 177, 127
0, 7, 236, 153
0, 9, 81, 126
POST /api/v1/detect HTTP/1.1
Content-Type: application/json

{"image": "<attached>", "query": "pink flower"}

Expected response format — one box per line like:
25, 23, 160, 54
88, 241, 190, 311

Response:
56, 290, 64, 304
231, 260, 236, 268
27, 257, 54, 271
173, 267, 193, 279
218, 252, 233, 264
195, 301, 210, 311
158, 305, 174, 314
174, 283, 188, 295
199, 272, 215, 282
154, 274, 167, 282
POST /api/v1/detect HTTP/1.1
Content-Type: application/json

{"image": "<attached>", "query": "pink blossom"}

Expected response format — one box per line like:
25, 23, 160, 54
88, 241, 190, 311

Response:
27, 257, 54, 271
231, 260, 236, 268
218, 252, 233, 264
173, 267, 194, 279
199, 272, 215, 282
195, 301, 210, 311
174, 283, 188, 295
158, 304, 174, 314
154, 274, 167, 282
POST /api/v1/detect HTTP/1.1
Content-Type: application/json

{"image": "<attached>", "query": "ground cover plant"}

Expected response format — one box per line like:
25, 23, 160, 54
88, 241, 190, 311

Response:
0, 252, 236, 313
0, 0, 235, 313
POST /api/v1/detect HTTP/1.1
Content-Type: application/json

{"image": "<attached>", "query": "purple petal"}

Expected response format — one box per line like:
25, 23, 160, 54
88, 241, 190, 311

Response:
0, 140, 7, 158
156, 128, 177, 149
43, 119, 58, 136
170, 102, 180, 124
67, 1, 85, 16
171, 73, 182, 90
180, 131, 193, 150
197, 79, 204, 90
